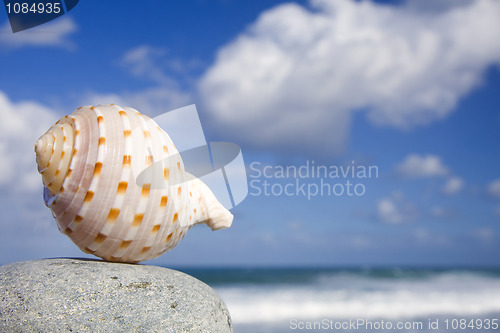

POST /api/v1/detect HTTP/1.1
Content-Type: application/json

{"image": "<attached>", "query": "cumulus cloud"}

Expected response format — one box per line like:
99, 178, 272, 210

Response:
487, 179, 500, 198
442, 176, 464, 194
0, 17, 77, 49
377, 193, 418, 224
396, 154, 449, 178
0, 91, 60, 192
199, 0, 500, 156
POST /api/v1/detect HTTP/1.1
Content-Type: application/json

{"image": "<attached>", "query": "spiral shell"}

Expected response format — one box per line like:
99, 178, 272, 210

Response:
34, 104, 233, 263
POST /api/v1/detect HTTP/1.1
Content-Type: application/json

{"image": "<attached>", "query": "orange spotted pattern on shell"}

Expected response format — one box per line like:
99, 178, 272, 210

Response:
34, 104, 233, 263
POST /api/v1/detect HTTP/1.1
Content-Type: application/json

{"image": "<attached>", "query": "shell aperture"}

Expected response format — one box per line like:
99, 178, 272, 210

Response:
34, 104, 233, 263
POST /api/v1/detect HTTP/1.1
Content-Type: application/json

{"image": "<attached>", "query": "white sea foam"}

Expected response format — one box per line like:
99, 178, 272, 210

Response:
215, 271, 500, 324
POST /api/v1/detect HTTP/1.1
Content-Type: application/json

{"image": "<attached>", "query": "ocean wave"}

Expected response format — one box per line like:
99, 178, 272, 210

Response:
213, 270, 500, 324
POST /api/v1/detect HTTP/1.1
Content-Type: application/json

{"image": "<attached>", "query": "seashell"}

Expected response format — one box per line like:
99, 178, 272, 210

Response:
34, 104, 233, 263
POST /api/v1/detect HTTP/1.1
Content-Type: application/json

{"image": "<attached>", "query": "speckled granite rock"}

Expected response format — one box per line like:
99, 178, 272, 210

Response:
0, 258, 232, 332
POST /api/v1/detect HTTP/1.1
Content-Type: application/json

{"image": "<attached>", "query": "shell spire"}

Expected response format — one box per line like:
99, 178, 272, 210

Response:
34, 104, 233, 263
35, 121, 75, 196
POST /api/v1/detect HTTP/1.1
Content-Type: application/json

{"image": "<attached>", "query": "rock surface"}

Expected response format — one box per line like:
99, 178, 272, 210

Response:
0, 258, 232, 332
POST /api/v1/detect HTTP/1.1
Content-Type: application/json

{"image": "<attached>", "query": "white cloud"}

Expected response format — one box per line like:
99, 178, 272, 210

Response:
472, 228, 494, 244
487, 179, 500, 198
413, 228, 452, 246
0, 17, 77, 49
199, 0, 500, 155
121, 46, 174, 85
82, 46, 193, 118
121, 45, 202, 85
83, 87, 192, 119
377, 193, 417, 224
396, 154, 449, 178
442, 177, 464, 194
430, 206, 455, 219
0, 91, 59, 192
377, 199, 404, 224
405, 0, 477, 13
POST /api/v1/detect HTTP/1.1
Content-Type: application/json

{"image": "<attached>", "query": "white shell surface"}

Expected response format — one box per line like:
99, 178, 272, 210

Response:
35, 104, 233, 263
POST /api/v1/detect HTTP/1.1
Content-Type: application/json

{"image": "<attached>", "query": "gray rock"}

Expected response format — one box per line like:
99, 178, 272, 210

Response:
0, 258, 232, 332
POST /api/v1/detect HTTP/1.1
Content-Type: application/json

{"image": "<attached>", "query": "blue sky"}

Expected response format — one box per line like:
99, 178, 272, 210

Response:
0, 0, 499, 267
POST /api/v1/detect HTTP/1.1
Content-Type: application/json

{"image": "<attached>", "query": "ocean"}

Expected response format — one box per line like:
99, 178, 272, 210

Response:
176, 267, 500, 333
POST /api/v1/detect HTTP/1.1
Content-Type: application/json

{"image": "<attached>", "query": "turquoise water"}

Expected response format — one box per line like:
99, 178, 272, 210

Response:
175, 267, 500, 332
